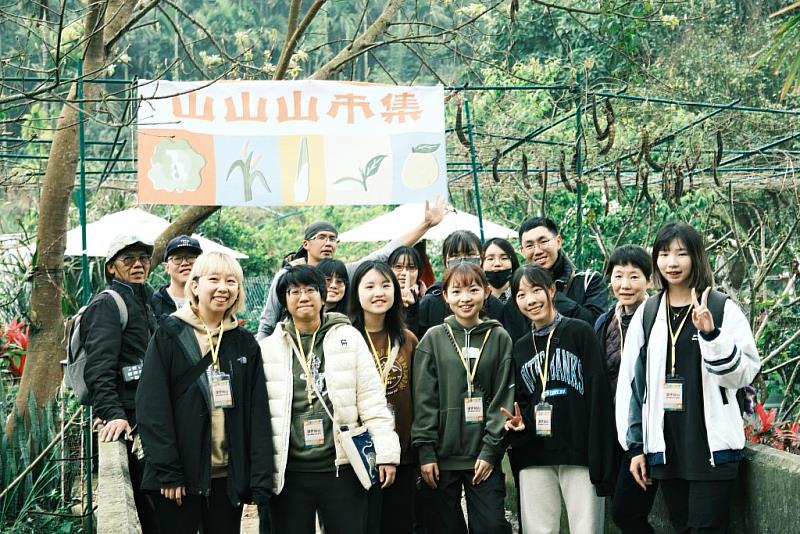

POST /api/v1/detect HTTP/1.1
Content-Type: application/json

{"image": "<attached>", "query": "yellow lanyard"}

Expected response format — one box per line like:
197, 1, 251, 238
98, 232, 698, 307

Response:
365, 331, 393, 390
202, 322, 225, 371
446, 324, 491, 395
293, 326, 319, 406
532, 329, 555, 403
666, 295, 693, 377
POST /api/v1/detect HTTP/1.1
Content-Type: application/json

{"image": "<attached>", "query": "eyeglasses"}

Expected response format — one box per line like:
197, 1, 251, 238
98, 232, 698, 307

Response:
287, 286, 320, 298
310, 234, 339, 244
391, 264, 419, 272
116, 254, 151, 266
168, 255, 197, 265
521, 238, 554, 252
445, 256, 481, 269
325, 277, 345, 287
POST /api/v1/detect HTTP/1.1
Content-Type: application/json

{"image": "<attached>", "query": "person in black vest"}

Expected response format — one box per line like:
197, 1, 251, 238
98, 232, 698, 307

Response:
151, 235, 203, 323
502, 217, 607, 342
136, 252, 273, 533
594, 244, 658, 533
82, 232, 159, 532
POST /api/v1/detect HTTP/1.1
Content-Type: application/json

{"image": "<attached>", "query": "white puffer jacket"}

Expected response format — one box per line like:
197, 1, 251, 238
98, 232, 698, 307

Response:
260, 320, 400, 493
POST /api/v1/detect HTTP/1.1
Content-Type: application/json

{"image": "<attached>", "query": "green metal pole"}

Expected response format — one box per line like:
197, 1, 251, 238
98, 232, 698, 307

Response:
463, 98, 485, 242
574, 74, 584, 267
77, 58, 94, 533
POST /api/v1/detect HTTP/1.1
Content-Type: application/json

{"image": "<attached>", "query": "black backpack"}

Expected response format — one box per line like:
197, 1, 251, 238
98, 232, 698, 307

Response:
640, 290, 751, 414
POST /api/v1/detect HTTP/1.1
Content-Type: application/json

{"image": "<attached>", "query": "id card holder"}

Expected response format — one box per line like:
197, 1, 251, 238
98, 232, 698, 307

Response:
535, 402, 553, 437
209, 371, 235, 409
463, 394, 484, 424
303, 417, 325, 448
664, 376, 685, 412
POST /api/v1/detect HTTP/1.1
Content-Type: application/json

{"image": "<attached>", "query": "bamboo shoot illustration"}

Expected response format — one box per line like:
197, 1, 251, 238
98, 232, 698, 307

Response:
294, 137, 310, 202
226, 142, 269, 202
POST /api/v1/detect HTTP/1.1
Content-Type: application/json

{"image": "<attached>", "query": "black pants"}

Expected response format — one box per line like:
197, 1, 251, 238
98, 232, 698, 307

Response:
366, 464, 416, 534
612, 455, 659, 533
152, 477, 243, 534
659, 478, 734, 534
269, 468, 368, 534
420, 468, 510, 534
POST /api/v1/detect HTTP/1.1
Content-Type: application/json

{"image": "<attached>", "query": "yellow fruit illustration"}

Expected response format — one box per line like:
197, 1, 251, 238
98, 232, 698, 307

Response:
402, 144, 440, 189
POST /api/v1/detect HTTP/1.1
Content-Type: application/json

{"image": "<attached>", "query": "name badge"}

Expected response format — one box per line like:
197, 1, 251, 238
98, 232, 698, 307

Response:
535, 402, 553, 437
209, 371, 234, 409
664, 377, 685, 412
303, 418, 325, 447
464, 394, 484, 424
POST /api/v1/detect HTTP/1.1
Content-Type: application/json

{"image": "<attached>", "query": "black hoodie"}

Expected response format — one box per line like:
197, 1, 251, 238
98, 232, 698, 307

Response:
501, 252, 608, 342
507, 316, 616, 496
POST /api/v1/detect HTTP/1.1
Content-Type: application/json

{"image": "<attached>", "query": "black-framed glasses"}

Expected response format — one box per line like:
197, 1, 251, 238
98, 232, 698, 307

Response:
168, 255, 198, 265
117, 254, 151, 266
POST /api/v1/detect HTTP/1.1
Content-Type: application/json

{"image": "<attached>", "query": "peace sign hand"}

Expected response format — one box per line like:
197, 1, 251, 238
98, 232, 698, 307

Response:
691, 287, 715, 334
501, 402, 525, 432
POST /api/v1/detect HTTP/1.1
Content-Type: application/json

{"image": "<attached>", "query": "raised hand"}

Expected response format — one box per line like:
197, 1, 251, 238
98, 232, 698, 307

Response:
501, 402, 525, 432
424, 197, 447, 228
691, 287, 715, 334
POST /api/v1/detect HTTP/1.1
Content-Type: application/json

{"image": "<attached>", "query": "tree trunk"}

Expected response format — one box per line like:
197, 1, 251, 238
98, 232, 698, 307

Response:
8, 0, 135, 435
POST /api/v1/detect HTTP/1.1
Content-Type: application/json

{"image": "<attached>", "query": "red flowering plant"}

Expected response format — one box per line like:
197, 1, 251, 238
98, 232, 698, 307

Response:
744, 402, 800, 455
0, 319, 29, 377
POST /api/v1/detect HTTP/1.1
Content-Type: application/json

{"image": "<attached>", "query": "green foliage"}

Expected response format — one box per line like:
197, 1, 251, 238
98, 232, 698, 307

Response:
0, 380, 83, 533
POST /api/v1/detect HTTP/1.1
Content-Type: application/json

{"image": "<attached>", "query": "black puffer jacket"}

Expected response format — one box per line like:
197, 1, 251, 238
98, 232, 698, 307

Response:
136, 316, 274, 506
150, 285, 177, 324
82, 279, 157, 423
417, 281, 505, 339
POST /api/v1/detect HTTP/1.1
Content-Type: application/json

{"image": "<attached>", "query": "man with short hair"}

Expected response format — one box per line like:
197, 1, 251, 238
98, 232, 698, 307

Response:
82, 232, 159, 532
151, 234, 203, 322
502, 216, 608, 341
257, 200, 446, 339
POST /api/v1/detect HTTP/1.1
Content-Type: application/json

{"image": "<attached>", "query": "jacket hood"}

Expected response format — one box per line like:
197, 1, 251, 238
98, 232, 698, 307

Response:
443, 315, 501, 335
173, 303, 239, 335
280, 310, 350, 339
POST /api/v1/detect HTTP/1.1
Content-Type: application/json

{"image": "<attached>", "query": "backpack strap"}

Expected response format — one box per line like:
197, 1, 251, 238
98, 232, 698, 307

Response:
641, 293, 662, 346
101, 289, 128, 330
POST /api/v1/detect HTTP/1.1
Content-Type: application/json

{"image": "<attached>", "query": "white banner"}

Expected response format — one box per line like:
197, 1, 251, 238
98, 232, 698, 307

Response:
137, 80, 447, 206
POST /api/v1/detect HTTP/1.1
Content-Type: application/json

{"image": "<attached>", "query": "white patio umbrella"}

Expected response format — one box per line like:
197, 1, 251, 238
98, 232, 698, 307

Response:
337, 203, 517, 242
64, 208, 247, 259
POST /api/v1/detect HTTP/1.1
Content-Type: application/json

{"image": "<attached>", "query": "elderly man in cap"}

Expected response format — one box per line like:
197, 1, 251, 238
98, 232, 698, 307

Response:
151, 234, 203, 323
256, 199, 447, 339
82, 232, 158, 532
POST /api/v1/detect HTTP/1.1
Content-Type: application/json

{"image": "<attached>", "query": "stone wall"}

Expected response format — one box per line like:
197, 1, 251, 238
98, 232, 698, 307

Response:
97, 440, 141, 534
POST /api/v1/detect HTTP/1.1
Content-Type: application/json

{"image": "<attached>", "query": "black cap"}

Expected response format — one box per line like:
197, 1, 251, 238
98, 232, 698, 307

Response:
164, 235, 203, 261
303, 221, 337, 241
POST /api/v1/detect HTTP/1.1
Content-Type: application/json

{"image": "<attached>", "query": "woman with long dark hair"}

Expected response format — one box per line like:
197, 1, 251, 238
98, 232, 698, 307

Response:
616, 222, 760, 533
349, 260, 418, 534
